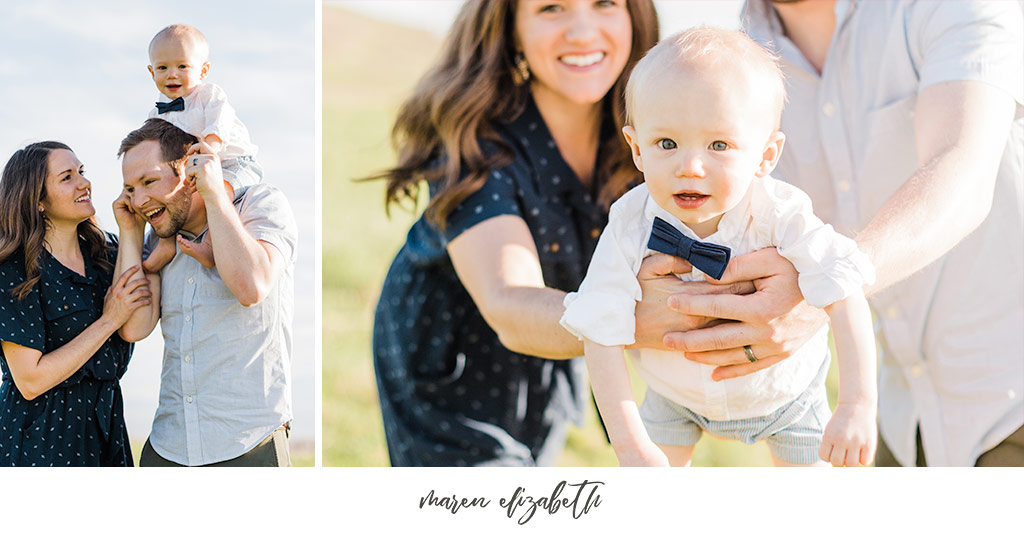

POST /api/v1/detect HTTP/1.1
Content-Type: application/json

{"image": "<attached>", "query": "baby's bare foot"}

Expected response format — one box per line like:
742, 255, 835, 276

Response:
177, 235, 216, 268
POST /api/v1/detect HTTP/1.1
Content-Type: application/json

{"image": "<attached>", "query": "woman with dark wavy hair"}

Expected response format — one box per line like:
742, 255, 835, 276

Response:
372, 0, 659, 466
0, 141, 159, 466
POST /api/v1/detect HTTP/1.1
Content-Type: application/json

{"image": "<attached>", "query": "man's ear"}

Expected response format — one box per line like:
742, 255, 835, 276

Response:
756, 130, 786, 177
621, 125, 644, 173
148, 65, 156, 80
200, 62, 210, 81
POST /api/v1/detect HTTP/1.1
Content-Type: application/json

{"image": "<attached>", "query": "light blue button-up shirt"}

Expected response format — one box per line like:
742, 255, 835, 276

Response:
743, 0, 1024, 466
147, 184, 297, 466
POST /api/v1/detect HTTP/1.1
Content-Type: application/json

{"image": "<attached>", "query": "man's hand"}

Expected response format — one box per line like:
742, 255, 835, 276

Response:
112, 188, 146, 237
633, 254, 755, 350
666, 248, 828, 381
184, 141, 227, 199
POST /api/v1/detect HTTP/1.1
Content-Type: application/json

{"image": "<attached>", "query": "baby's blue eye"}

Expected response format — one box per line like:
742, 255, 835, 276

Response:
710, 141, 728, 151
657, 139, 677, 150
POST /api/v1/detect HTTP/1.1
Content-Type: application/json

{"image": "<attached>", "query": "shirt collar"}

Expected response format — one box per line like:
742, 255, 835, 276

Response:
742, 0, 857, 73
155, 81, 204, 104
42, 242, 99, 285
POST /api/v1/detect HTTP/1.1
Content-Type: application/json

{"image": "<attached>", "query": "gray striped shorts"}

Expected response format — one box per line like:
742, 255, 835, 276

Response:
639, 359, 831, 464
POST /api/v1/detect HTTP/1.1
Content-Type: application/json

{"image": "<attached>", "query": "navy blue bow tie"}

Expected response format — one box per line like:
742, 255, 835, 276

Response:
647, 216, 731, 280
155, 97, 184, 114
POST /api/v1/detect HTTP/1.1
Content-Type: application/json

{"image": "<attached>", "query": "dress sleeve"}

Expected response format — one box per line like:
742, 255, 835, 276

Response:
559, 194, 645, 346
0, 257, 45, 351
439, 162, 523, 245
912, 1, 1024, 105
763, 181, 876, 308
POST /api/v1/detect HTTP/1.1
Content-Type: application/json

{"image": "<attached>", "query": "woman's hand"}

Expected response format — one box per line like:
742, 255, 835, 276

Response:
101, 265, 152, 327
664, 248, 828, 381
112, 189, 146, 236
632, 254, 756, 350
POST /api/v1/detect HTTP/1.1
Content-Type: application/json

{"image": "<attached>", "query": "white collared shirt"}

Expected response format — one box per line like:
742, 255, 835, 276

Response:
149, 81, 258, 160
743, 0, 1024, 465
561, 179, 874, 420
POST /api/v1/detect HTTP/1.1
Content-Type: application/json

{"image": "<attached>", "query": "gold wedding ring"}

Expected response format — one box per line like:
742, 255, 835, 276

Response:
743, 345, 758, 363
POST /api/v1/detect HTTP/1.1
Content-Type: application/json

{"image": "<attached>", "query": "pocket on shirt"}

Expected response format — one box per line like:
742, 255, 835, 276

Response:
41, 296, 92, 324
857, 94, 920, 221
196, 269, 239, 300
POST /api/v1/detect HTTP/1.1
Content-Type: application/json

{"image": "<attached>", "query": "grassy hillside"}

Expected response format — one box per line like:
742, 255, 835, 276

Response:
322, 4, 839, 467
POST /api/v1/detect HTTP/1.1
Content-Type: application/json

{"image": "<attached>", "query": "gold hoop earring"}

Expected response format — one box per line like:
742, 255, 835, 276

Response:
513, 52, 530, 86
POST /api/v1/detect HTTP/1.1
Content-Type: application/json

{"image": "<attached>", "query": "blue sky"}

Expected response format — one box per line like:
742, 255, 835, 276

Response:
0, 0, 316, 445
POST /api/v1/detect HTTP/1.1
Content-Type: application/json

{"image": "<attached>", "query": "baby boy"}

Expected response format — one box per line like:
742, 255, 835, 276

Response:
144, 24, 261, 271
561, 27, 878, 467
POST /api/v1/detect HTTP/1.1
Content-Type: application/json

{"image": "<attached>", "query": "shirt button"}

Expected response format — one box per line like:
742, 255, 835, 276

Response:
188, 278, 194, 284
63, 305, 69, 310
186, 396, 193, 403
550, 242, 560, 253
838, 180, 851, 193
822, 103, 835, 116
184, 355, 191, 363
910, 365, 924, 377
185, 316, 191, 322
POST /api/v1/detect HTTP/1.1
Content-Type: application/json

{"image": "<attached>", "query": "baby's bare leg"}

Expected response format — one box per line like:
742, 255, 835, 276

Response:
143, 236, 177, 273
657, 444, 696, 467
176, 234, 216, 268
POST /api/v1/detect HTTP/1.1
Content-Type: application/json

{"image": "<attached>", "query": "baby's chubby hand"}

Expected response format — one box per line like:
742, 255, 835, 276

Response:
819, 401, 877, 467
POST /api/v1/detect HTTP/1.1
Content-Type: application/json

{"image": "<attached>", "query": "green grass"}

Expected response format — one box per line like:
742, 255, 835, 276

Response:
322, 5, 841, 467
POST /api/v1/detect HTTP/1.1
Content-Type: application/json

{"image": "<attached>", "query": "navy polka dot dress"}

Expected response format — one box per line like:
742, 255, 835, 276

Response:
373, 96, 621, 466
0, 233, 134, 466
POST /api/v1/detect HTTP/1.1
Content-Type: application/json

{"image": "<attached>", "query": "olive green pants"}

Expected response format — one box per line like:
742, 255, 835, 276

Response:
139, 427, 291, 467
875, 424, 1024, 467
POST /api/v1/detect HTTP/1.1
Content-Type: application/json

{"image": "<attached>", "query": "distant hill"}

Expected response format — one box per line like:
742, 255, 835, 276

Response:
323, 5, 443, 109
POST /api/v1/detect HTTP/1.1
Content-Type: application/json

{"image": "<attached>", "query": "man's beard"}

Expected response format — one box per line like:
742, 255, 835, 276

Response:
152, 186, 193, 238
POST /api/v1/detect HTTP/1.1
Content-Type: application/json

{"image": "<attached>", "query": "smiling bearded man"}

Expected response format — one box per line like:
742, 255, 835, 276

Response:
118, 118, 298, 467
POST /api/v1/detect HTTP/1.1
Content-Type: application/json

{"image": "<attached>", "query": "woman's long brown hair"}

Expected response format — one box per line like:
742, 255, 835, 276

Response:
0, 142, 112, 300
379, 0, 659, 227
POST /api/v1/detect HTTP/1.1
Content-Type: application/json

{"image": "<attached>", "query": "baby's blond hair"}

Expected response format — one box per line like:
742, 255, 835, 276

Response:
149, 24, 210, 62
625, 26, 786, 129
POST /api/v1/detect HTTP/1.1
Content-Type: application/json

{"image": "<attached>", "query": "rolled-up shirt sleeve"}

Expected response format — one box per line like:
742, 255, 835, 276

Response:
0, 258, 44, 352
199, 84, 242, 143
763, 180, 875, 308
